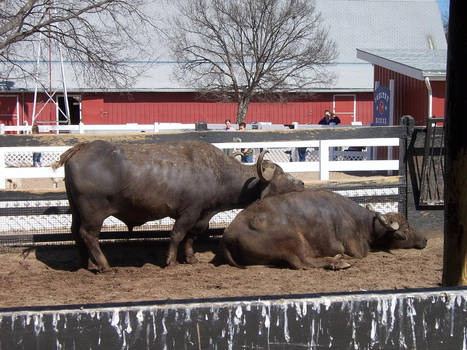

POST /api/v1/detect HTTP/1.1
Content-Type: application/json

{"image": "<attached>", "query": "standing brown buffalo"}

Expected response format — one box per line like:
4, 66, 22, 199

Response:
219, 189, 427, 269
54, 140, 304, 272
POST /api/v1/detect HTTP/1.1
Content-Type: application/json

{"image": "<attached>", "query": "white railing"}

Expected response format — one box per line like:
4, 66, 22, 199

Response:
0, 122, 198, 134
0, 121, 302, 134
0, 138, 399, 189
214, 139, 399, 179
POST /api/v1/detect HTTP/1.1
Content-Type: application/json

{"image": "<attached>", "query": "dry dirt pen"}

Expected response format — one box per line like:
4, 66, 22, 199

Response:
1, 126, 464, 349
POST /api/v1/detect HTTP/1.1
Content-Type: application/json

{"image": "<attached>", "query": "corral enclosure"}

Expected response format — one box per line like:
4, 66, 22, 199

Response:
0, 125, 464, 349
0, 126, 407, 246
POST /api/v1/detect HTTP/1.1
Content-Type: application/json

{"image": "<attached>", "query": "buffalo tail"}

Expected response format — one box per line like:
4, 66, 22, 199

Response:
51, 142, 89, 170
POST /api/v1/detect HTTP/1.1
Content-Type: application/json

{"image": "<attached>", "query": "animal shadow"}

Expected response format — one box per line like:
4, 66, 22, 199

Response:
33, 237, 221, 272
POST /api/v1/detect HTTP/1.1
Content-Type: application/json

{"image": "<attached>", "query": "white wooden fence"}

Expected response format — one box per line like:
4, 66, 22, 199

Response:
0, 121, 321, 134
0, 122, 198, 134
0, 138, 399, 189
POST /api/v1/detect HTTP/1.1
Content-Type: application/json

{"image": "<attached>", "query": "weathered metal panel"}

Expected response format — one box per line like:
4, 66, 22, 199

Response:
0, 288, 465, 349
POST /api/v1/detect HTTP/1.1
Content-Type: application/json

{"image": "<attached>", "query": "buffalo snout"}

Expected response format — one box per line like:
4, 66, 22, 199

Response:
413, 236, 428, 249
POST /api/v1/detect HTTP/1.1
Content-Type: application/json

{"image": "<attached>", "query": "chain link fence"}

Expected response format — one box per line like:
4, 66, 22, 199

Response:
0, 184, 404, 250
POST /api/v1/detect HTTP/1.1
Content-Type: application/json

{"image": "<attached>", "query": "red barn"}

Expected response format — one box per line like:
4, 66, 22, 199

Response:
0, 0, 446, 129
357, 49, 446, 126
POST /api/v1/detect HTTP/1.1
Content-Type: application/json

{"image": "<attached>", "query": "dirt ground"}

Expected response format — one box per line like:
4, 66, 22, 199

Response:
0, 175, 445, 309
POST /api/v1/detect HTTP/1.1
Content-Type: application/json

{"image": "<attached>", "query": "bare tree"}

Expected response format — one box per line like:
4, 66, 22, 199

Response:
0, 0, 158, 89
166, 0, 337, 123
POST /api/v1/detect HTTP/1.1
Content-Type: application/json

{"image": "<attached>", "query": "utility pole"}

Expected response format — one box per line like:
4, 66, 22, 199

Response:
442, 0, 467, 286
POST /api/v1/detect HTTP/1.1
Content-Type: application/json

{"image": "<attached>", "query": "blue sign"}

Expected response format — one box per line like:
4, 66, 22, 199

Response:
373, 86, 390, 126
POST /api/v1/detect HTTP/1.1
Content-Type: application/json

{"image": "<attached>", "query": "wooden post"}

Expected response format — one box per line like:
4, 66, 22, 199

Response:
443, 0, 467, 286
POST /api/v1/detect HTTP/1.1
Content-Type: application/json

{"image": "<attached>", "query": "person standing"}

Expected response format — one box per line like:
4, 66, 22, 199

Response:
238, 122, 253, 163
224, 119, 234, 131
32, 124, 42, 167
329, 111, 341, 125
297, 147, 307, 162
223, 119, 236, 156
319, 110, 341, 125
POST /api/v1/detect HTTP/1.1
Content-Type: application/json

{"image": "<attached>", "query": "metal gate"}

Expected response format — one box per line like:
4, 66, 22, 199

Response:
419, 117, 444, 207
406, 116, 445, 209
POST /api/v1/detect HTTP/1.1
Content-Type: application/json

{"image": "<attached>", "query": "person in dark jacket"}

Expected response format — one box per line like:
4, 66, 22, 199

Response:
319, 110, 341, 125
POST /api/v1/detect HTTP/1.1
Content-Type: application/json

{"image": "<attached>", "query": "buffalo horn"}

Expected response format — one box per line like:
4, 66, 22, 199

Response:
231, 151, 243, 158
365, 204, 376, 212
375, 212, 400, 231
256, 150, 275, 182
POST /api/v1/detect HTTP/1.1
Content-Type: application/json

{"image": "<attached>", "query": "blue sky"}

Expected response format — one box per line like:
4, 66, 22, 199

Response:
437, 0, 449, 18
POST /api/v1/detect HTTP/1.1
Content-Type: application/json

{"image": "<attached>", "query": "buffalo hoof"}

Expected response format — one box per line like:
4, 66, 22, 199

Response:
89, 266, 114, 274
166, 260, 179, 268
185, 255, 199, 264
327, 261, 351, 270
99, 267, 115, 274
87, 261, 100, 273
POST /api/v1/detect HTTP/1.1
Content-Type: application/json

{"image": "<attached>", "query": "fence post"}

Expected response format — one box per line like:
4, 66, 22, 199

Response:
0, 124, 4, 135
0, 149, 6, 189
319, 140, 330, 181
400, 116, 414, 217
79, 122, 84, 134
153, 122, 159, 132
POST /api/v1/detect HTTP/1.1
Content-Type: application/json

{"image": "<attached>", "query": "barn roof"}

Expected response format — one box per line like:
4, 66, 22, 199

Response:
356, 48, 447, 81
1, 0, 447, 93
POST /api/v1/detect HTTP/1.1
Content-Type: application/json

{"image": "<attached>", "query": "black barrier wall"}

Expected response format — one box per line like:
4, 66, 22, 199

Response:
0, 288, 465, 349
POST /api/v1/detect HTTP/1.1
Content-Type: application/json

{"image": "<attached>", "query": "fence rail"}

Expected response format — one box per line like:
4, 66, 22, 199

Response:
0, 122, 290, 134
0, 125, 409, 247
0, 122, 199, 134
0, 138, 399, 188
1, 288, 465, 349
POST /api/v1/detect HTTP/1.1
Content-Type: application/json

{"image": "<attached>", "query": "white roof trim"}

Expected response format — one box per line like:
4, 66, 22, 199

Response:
356, 49, 446, 81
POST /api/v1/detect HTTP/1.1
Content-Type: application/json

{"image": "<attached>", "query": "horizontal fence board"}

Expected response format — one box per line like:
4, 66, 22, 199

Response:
0, 288, 465, 349
0, 191, 67, 201
328, 159, 400, 171
3, 167, 64, 179
0, 229, 225, 246
0, 206, 70, 217
0, 126, 406, 147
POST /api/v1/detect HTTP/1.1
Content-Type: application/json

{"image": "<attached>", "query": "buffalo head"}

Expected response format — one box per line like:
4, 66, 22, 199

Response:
370, 210, 427, 250
256, 150, 305, 198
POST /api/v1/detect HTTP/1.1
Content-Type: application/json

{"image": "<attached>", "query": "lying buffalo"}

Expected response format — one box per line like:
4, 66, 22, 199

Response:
54, 140, 304, 272
220, 190, 427, 269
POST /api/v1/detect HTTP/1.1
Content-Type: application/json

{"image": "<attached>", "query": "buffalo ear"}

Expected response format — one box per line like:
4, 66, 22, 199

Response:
256, 150, 276, 182
261, 165, 275, 182
389, 221, 399, 231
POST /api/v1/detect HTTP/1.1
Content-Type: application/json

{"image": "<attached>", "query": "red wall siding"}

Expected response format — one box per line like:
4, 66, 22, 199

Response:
2, 91, 374, 126
431, 81, 446, 118
82, 94, 104, 123
81, 92, 374, 126
355, 93, 375, 125
374, 66, 445, 126
0, 95, 18, 125
14, 93, 56, 126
